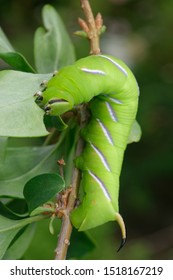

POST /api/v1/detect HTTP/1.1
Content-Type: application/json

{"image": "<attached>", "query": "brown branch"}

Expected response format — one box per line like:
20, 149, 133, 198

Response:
77, 0, 104, 54
54, 0, 103, 260
54, 107, 87, 260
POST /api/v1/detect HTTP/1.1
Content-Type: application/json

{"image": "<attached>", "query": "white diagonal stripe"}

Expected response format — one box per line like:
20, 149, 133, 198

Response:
107, 96, 123, 104
97, 118, 114, 145
90, 143, 111, 172
105, 101, 118, 122
88, 170, 111, 201
80, 68, 106, 75
99, 54, 128, 76
101, 94, 123, 105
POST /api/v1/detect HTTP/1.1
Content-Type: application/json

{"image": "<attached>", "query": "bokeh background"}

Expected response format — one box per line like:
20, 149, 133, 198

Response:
0, 0, 173, 259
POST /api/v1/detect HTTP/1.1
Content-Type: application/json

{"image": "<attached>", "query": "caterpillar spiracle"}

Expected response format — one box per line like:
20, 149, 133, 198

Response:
35, 54, 139, 251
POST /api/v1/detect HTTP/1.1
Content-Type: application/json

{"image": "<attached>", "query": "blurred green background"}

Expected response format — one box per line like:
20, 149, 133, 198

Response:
0, 0, 173, 259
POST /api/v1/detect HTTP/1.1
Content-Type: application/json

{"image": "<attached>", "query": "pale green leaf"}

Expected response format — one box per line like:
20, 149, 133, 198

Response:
0, 144, 60, 198
0, 214, 45, 233
0, 125, 77, 198
0, 228, 20, 259
0, 137, 8, 163
0, 213, 46, 258
3, 224, 36, 260
34, 4, 75, 73
0, 70, 50, 137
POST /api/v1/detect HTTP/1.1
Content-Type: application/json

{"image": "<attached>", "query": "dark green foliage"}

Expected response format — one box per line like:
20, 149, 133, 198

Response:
23, 173, 65, 214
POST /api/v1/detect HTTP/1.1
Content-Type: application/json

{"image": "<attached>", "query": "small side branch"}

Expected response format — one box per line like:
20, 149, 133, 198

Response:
76, 0, 105, 55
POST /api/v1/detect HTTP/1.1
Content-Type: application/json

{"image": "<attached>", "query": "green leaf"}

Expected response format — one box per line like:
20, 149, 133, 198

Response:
23, 218, 61, 259
3, 224, 36, 260
44, 115, 68, 131
0, 125, 77, 198
49, 214, 56, 235
0, 214, 45, 233
0, 27, 35, 72
0, 204, 46, 259
0, 70, 50, 137
0, 143, 61, 198
30, 205, 55, 217
0, 214, 45, 259
127, 120, 142, 144
34, 4, 75, 73
0, 137, 8, 164
0, 228, 20, 259
23, 173, 65, 213
0, 201, 27, 219
0, 52, 35, 73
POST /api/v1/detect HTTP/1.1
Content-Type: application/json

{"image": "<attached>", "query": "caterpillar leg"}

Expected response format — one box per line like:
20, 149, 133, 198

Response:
115, 212, 126, 252
34, 91, 43, 101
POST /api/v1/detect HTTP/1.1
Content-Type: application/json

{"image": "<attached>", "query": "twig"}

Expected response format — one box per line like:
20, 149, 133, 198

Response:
54, 141, 84, 260
54, 107, 87, 260
54, 0, 103, 260
77, 0, 104, 54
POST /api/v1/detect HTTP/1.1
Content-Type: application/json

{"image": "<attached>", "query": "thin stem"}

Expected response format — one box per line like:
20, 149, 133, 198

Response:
54, 109, 86, 260
78, 0, 103, 54
80, 0, 100, 54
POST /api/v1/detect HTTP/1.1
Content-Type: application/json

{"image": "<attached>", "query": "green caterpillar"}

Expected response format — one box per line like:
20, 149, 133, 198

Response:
35, 54, 139, 251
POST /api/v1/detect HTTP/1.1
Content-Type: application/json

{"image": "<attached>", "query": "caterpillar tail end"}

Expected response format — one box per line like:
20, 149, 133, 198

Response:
115, 212, 126, 253
117, 237, 126, 253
